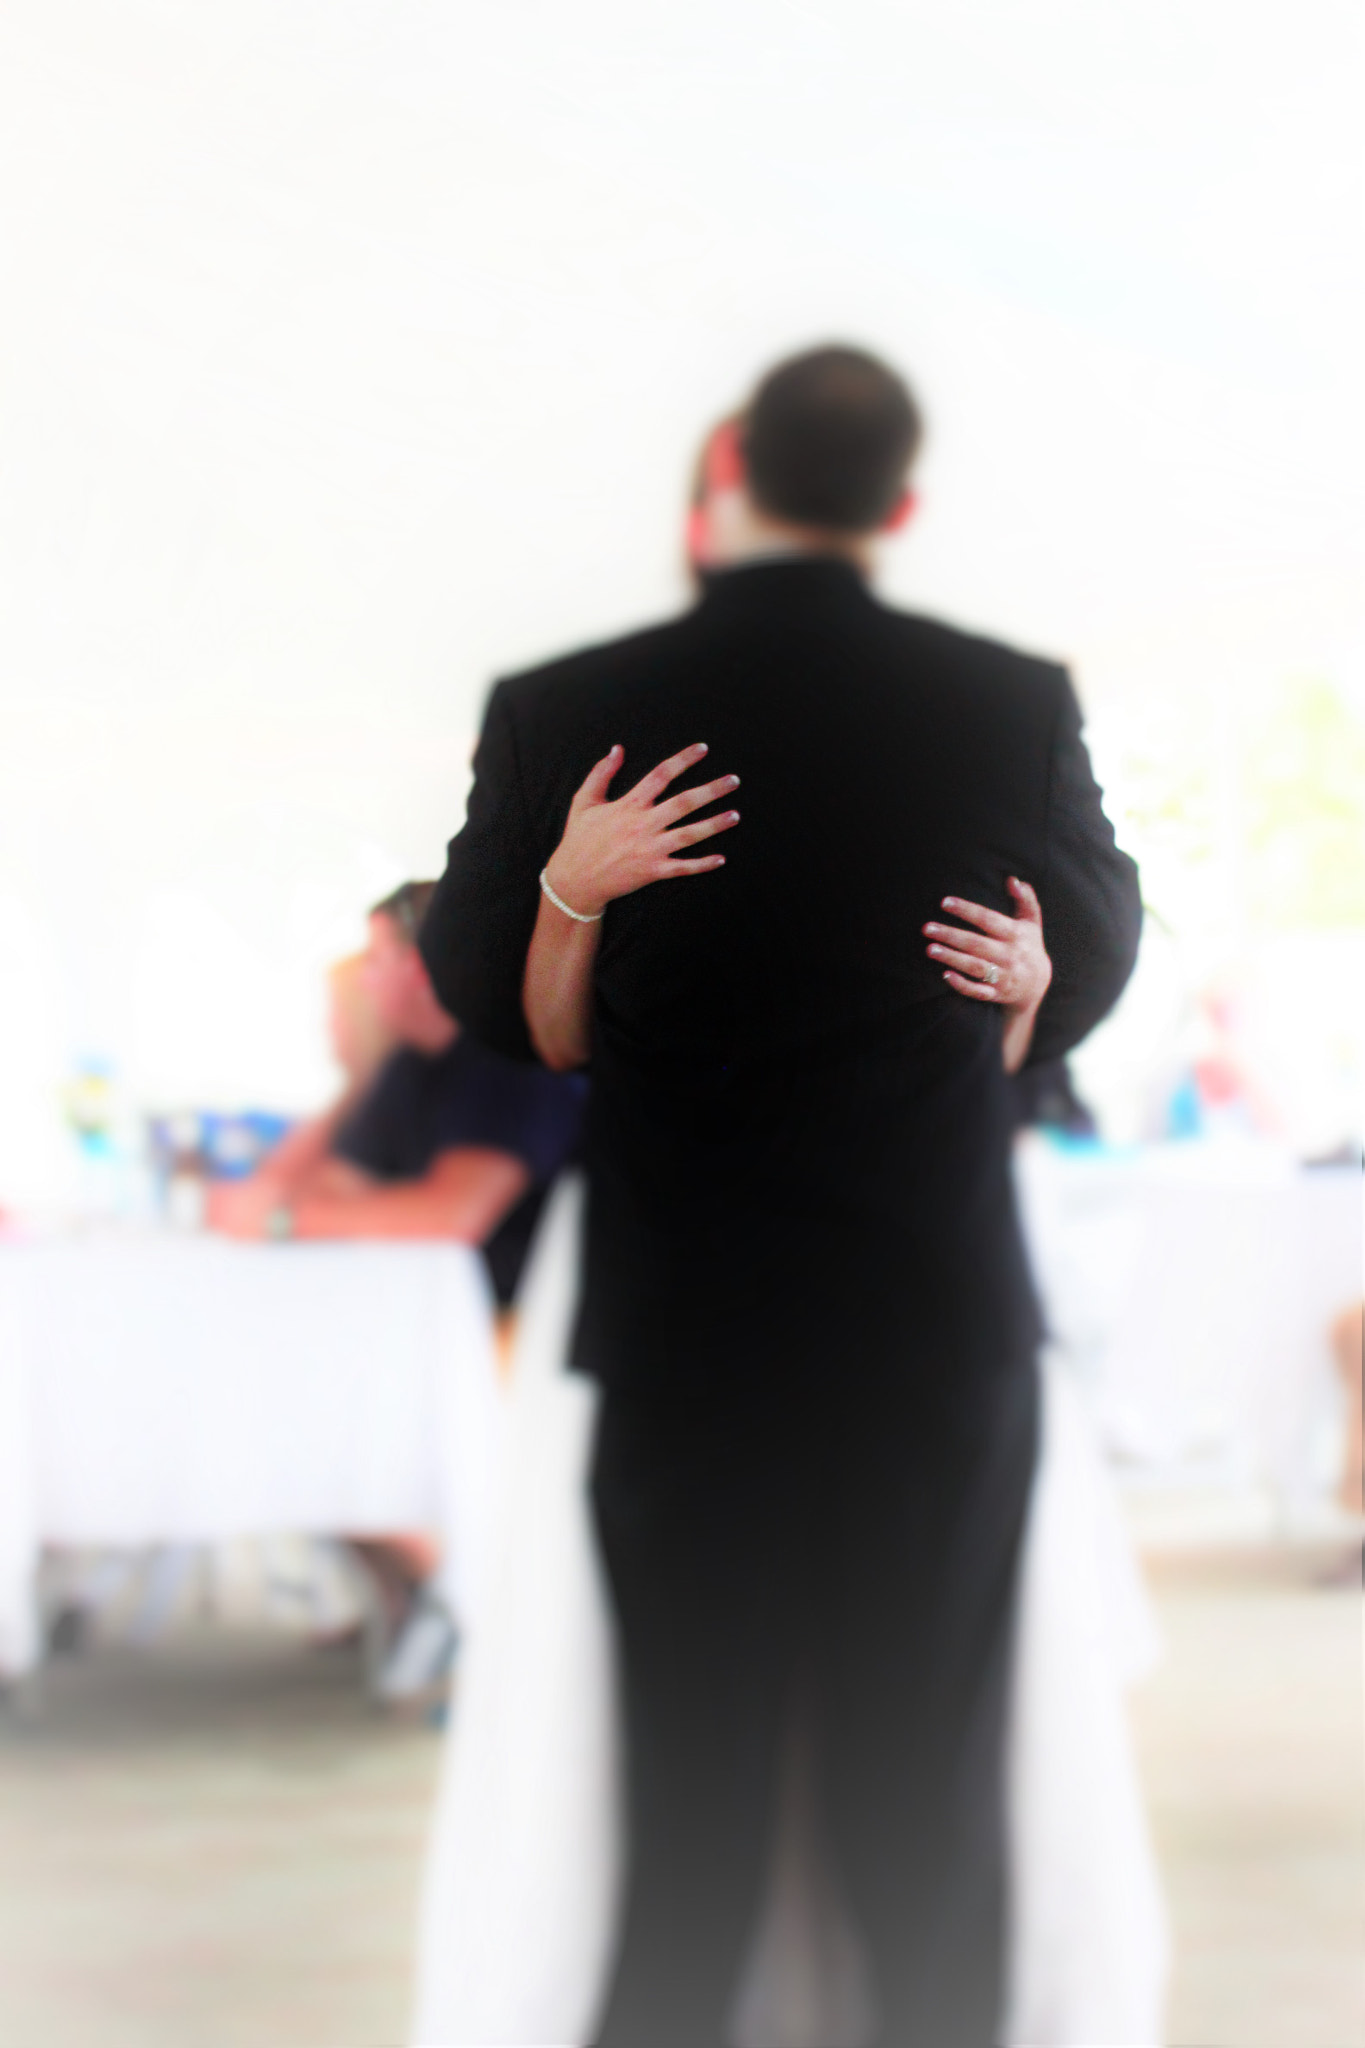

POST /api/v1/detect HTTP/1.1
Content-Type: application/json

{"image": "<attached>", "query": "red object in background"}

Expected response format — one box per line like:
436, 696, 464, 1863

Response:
704, 417, 744, 493
1192, 1056, 1244, 1107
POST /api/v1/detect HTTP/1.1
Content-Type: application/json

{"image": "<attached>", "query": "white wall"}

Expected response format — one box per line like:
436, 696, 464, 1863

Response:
1, 0, 1361, 1191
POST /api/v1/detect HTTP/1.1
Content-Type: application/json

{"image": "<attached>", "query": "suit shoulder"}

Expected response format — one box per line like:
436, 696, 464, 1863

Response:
492, 612, 699, 721
876, 605, 1069, 697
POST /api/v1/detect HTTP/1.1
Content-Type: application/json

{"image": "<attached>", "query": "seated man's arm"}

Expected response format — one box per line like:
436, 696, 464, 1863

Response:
252, 1098, 357, 1195
206, 1097, 359, 1235
215, 1146, 531, 1243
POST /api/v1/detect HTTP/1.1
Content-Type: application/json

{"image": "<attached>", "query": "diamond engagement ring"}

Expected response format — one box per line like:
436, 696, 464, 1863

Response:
982, 963, 999, 985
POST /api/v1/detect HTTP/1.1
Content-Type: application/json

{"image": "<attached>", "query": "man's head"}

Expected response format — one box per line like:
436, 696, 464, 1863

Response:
362, 882, 456, 1053
746, 344, 922, 531
688, 346, 923, 574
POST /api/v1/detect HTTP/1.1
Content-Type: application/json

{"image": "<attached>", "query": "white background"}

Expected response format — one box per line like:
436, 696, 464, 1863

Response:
1, 0, 1362, 1194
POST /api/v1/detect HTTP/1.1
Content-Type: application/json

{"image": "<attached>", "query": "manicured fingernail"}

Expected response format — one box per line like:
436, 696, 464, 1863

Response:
942, 897, 958, 909
727, 811, 740, 821
728, 775, 741, 787
929, 944, 944, 956
924, 923, 941, 935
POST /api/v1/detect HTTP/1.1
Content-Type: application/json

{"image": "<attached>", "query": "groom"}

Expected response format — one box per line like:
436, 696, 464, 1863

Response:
421, 346, 1140, 2046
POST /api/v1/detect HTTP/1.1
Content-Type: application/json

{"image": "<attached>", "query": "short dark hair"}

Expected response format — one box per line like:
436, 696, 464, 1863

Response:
742, 345, 923, 533
370, 880, 436, 945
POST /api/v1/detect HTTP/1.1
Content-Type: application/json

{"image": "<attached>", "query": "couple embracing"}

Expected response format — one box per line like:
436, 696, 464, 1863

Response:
420, 345, 1141, 2048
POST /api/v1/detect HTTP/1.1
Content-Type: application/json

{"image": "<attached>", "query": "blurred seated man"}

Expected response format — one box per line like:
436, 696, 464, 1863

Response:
209, 880, 585, 1686
326, 947, 397, 1097
210, 880, 583, 1277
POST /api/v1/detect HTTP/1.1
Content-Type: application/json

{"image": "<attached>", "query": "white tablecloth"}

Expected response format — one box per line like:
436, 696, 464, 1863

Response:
1015, 1139, 1362, 1505
0, 1235, 505, 1677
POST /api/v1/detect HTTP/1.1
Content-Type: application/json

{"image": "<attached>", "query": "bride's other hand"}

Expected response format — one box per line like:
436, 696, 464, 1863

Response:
923, 878, 1052, 1073
544, 743, 740, 919
923, 878, 1051, 1010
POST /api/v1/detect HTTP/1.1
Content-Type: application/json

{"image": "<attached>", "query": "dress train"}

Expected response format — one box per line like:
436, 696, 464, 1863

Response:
412, 1175, 1169, 2046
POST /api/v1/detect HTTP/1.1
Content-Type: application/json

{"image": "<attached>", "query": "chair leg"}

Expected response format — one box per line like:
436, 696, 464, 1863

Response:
127, 1543, 200, 1644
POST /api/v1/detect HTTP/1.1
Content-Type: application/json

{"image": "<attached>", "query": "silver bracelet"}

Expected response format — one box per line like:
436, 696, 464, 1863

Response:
539, 867, 604, 924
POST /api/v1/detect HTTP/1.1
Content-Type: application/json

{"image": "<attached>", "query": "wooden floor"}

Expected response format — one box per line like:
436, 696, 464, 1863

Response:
0, 1627, 439, 2048
0, 1547, 1360, 2048
1133, 1546, 1365, 2048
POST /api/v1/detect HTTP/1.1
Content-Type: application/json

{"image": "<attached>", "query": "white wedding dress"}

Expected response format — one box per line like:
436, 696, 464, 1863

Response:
412, 1174, 1169, 2047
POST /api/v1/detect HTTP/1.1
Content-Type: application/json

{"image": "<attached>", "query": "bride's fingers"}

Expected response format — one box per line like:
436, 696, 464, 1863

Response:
1007, 876, 1043, 923
657, 851, 728, 878
629, 741, 710, 805
924, 924, 1008, 966
571, 745, 624, 809
655, 772, 740, 823
943, 967, 1001, 1001
932, 944, 1007, 983
663, 810, 740, 849
938, 896, 1016, 940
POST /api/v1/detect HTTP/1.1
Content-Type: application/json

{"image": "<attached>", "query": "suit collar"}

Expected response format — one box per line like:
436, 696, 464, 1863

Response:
696, 555, 873, 611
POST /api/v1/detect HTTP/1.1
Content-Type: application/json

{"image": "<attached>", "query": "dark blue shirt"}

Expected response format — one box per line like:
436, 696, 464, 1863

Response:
334, 1032, 585, 1305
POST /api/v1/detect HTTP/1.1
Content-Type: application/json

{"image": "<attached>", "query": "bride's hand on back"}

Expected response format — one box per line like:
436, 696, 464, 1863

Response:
543, 743, 741, 919
923, 878, 1052, 1015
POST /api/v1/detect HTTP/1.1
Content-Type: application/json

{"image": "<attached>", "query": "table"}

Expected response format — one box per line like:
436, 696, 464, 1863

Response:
0, 1235, 505, 1679
1014, 1137, 1362, 1510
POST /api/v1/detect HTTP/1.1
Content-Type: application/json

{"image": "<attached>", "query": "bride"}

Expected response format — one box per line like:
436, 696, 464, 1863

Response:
410, 837, 1168, 2045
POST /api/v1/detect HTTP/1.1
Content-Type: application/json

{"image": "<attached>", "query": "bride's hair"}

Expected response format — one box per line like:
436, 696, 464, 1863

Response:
370, 879, 437, 947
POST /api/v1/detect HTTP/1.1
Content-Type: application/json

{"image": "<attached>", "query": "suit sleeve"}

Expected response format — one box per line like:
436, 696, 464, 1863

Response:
1027, 674, 1142, 1067
419, 682, 544, 1063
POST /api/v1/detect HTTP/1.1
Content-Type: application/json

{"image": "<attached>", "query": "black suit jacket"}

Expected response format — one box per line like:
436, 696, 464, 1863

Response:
422, 558, 1140, 1391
